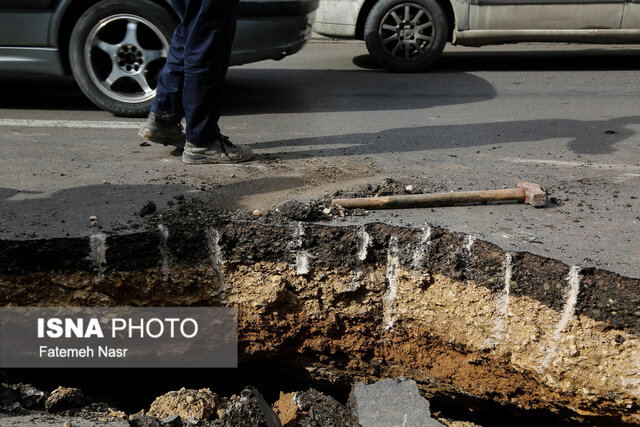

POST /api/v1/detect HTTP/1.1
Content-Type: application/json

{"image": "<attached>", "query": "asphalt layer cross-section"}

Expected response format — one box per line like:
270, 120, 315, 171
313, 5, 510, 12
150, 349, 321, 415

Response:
0, 41, 639, 277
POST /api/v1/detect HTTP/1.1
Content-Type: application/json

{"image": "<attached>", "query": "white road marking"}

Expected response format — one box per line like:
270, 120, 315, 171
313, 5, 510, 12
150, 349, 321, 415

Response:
503, 157, 640, 170
0, 119, 140, 129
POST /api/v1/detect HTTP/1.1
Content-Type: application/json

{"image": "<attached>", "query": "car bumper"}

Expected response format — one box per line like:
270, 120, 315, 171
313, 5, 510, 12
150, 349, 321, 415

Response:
313, 0, 362, 38
231, 0, 318, 65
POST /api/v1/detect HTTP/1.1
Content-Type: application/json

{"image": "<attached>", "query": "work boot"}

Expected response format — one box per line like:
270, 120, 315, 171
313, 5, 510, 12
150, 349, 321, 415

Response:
182, 134, 254, 164
138, 112, 186, 148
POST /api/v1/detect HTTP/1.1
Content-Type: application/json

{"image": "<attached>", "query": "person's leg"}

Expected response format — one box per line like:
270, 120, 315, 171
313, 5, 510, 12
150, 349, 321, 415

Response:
151, 0, 186, 121
179, 0, 252, 163
181, 0, 237, 145
138, 0, 187, 147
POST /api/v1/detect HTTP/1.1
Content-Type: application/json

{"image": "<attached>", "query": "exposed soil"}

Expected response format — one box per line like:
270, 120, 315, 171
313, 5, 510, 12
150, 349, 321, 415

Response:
1, 187, 639, 425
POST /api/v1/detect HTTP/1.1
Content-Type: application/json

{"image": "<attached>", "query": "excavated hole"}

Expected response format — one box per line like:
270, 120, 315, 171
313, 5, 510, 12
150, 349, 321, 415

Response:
1, 216, 639, 425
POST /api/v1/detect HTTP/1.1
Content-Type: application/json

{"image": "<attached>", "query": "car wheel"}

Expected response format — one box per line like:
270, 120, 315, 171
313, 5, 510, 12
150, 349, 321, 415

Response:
364, 0, 447, 72
69, 0, 178, 117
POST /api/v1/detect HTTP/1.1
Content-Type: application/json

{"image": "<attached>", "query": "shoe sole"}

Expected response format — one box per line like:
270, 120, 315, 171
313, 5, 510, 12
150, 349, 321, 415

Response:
182, 151, 254, 165
138, 127, 185, 148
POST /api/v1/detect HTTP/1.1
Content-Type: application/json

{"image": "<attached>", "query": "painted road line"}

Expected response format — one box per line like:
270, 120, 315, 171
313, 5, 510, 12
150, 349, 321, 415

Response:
502, 158, 640, 170
0, 119, 140, 129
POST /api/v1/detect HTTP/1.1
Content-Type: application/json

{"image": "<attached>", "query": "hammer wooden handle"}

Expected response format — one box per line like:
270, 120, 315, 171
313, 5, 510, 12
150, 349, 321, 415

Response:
332, 183, 547, 209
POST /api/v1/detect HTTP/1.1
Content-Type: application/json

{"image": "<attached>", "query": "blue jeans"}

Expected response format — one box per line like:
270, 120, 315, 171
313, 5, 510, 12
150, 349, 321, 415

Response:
151, 0, 239, 146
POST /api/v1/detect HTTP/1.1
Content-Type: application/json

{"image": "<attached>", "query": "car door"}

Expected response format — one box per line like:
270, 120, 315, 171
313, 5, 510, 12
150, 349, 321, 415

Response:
621, 0, 640, 28
468, 0, 625, 31
0, 0, 59, 46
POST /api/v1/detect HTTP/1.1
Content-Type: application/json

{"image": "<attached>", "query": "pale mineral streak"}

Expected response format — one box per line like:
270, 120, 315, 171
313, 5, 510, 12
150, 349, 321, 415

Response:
89, 233, 107, 283
383, 236, 400, 330
357, 226, 370, 262
541, 266, 581, 370
293, 222, 310, 275
411, 226, 432, 271
465, 235, 476, 253
490, 252, 513, 345
206, 227, 227, 293
158, 224, 170, 280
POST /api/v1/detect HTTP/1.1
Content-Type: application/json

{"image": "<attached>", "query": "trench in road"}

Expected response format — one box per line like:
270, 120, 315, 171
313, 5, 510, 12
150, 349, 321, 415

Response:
1, 210, 639, 425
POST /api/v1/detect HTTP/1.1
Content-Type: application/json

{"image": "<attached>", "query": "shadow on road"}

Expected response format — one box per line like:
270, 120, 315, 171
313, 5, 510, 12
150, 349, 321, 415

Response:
353, 48, 640, 72
0, 68, 497, 114
0, 177, 304, 238
0, 74, 98, 111
2, 48, 638, 113
249, 115, 640, 157
0, 188, 42, 202
224, 68, 495, 114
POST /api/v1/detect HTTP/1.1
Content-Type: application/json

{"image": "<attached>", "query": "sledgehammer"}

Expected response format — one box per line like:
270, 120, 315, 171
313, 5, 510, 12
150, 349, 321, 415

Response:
332, 182, 548, 210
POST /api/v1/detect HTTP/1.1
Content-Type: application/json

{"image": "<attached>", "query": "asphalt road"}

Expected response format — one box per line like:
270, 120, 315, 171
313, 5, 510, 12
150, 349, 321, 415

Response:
1, 40, 639, 277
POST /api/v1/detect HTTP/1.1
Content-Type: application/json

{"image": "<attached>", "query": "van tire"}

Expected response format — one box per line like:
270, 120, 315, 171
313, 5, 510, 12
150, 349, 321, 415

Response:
364, 0, 447, 72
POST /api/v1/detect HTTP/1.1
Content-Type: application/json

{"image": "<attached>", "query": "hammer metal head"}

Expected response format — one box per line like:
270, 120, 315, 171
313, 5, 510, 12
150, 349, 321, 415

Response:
517, 182, 548, 207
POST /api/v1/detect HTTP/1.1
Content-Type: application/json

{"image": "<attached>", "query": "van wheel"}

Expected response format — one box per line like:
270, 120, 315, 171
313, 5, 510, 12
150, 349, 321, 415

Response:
69, 0, 178, 117
364, 0, 447, 72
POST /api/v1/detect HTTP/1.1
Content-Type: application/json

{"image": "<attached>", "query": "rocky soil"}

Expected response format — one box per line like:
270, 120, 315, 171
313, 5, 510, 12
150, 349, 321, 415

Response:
1, 378, 450, 427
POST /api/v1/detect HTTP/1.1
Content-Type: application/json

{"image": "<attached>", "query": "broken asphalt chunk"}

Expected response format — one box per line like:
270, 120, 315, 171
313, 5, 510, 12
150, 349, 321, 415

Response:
129, 413, 162, 427
279, 200, 315, 221
139, 200, 157, 217
348, 378, 443, 427
0, 383, 47, 413
274, 388, 359, 427
215, 387, 281, 427
160, 414, 182, 426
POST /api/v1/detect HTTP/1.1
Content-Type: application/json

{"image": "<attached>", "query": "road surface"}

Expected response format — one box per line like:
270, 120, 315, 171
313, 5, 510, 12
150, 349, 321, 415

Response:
0, 40, 639, 277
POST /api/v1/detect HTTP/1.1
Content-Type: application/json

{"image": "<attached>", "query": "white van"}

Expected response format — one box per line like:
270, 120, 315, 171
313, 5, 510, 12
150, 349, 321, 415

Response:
314, 0, 640, 71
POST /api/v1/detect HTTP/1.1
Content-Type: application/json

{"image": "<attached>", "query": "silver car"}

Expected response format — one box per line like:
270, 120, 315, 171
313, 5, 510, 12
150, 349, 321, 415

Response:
314, 0, 640, 71
0, 0, 318, 116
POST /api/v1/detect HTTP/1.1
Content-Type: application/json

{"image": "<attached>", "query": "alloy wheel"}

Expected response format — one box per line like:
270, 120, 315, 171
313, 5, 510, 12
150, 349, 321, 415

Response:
84, 14, 168, 104
378, 3, 435, 62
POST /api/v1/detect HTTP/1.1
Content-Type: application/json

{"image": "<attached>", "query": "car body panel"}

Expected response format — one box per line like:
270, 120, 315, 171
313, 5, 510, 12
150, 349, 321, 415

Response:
0, 0, 60, 6
0, 1, 60, 45
231, 14, 316, 65
0, 47, 65, 73
451, 0, 471, 31
454, 28, 640, 45
314, 0, 640, 45
314, 0, 363, 37
48, 0, 84, 48
469, 1, 624, 30
622, 3, 640, 28
0, 12, 52, 46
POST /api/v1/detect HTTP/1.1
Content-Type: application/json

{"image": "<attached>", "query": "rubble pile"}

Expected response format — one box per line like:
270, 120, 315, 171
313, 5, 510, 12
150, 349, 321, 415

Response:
0, 379, 452, 427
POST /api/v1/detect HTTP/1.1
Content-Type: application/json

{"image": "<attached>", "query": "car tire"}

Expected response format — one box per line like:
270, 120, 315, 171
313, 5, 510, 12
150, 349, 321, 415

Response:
69, 0, 178, 117
364, 0, 448, 72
